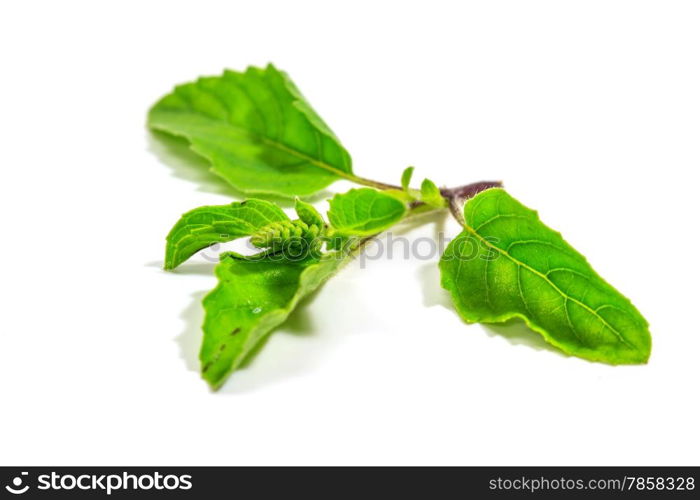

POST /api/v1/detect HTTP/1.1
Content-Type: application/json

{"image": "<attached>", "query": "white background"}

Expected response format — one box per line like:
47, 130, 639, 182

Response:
1, 0, 698, 466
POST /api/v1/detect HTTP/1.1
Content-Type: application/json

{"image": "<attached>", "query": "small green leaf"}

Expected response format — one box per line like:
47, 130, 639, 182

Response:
420, 178, 446, 208
439, 188, 651, 364
148, 64, 352, 197
327, 188, 406, 235
294, 198, 325, 227
401, 166, 414, 191
201, 250, 353, 388
164, 199, 288, 270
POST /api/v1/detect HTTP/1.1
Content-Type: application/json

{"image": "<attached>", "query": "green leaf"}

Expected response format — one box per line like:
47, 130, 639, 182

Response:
201, 250, 353, 388
148, 64, 353, 197
294, 198, 325, 228
164, 199, 288, 270
401, 166, 414, 191
439, 188, 651, 364
327, 188, 407, 236
420, 178, 446, 208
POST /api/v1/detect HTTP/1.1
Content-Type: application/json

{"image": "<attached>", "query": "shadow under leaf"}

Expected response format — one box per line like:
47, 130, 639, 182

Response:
416, 258, 566, 357
416, 262, 453, 308
147, 131, 331, 207
482, 318, 566, 356
175, 290, 207, 373
174, 271, 338, 393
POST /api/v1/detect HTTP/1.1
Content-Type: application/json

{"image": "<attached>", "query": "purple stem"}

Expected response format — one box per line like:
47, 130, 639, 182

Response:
440, 180, 503, 200
440, 180, 503, 226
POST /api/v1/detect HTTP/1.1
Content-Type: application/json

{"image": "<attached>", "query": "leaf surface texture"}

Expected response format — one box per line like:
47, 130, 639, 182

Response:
201, 251, 352, 388
165, 199, 288, 269
327, 188, 406, 235
149, 64, 352, 197
439, 188, 651, 364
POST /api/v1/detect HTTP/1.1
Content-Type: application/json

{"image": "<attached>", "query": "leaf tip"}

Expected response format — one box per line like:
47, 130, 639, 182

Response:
401, 166, 415, 191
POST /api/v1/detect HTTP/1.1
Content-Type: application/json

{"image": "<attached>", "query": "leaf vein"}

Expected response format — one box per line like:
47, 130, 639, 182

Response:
468, 226, 633, 348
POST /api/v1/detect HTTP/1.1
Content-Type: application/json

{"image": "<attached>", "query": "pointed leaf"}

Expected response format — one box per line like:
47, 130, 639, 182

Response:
148, 64, 352, 197
201, 250, 353, 388
401, 166, 414, 191
439, 188, 651, 364
420, 178, 446, 208
164, 199, 288, 270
